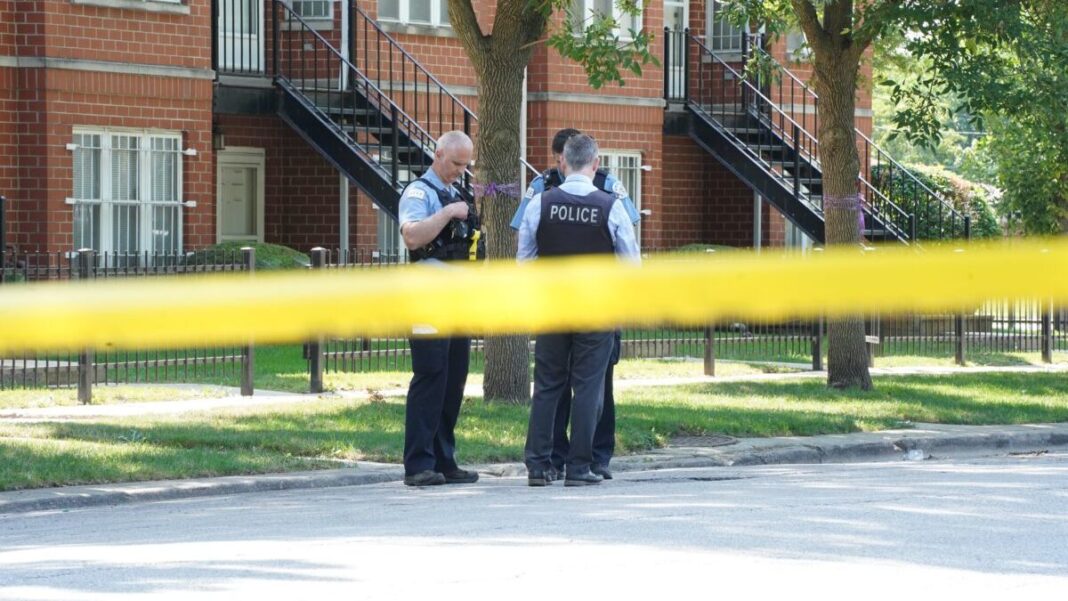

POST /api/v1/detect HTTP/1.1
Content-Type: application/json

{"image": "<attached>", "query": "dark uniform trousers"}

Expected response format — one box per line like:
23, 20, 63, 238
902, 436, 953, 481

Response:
525, 330, 615, 474
403, 336, 471, 476
551, 330, 621, 470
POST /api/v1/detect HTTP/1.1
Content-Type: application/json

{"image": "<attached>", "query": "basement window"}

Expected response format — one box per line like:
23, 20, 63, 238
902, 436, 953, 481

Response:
378, 0, 450, 28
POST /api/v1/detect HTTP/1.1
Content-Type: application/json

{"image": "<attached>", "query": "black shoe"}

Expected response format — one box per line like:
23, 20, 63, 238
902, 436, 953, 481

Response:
528, 468, 552, 487
591, 464, 613, 480
403, 470, 446, 487
564, 470, 604, 487
443, 468, 479, 484
547, 466, 564, 482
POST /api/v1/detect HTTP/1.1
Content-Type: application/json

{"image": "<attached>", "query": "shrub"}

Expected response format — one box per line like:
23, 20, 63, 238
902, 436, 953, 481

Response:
872, 163, 1001, 240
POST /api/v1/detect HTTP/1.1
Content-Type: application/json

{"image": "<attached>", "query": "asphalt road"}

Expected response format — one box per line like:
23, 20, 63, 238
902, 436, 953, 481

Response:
2, 454, 1066, 600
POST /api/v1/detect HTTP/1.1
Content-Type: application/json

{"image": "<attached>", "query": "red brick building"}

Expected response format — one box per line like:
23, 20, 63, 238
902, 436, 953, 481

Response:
2, 1, 888, 259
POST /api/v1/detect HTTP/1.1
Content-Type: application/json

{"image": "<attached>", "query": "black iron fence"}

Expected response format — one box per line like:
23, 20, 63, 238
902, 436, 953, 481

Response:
1, 248, 252, 401
301, 249, 1066, 390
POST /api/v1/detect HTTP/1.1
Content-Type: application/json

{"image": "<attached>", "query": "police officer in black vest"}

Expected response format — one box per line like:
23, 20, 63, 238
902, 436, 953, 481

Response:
398, 130, 483, 487
512, 129, 641, 481
517, 134, 641, 486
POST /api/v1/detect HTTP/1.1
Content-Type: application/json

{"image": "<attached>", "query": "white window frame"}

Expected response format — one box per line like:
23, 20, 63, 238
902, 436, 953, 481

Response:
292, 0, 332, 20
599, 149, 643, 241
571, 0, 644, 41
663, 0, 688, 32
375, 204, 409, 263
707, 0, 745, 53
377, 0, 451, 28
69, 127, 186, 257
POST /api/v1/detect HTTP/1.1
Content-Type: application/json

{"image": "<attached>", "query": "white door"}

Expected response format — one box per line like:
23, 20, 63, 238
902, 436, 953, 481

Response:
665, 0, 688, 100
218, 0, 264, 73
217, 149, 265, 243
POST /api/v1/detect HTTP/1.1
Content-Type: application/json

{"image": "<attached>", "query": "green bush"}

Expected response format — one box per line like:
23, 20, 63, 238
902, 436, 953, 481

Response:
186, 242, 310, 271
872, 163, 1001, 240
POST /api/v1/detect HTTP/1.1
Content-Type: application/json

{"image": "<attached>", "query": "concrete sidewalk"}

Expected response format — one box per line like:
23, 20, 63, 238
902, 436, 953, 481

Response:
2, 421, 1067, 515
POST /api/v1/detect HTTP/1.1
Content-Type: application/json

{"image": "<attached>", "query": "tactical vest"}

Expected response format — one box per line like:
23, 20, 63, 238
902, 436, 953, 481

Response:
409, 177, 485, 263
536, 187, 615, 258
542, 167, 610, 193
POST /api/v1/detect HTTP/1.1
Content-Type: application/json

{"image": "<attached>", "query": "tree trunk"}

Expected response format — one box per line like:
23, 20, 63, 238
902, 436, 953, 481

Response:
814, 49, 873, 391
477, 56, 531, 403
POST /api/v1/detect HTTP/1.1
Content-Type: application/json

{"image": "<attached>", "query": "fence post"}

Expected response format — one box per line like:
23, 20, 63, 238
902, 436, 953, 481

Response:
76, 249, 95, 404
954, 312, 966, 366
1042, 301, 1053, 364
703, 325, 715, 376
308, 247, 327, 393
811, 316, 823, 371
241, 247, 255, 396
663, 27, 670, 102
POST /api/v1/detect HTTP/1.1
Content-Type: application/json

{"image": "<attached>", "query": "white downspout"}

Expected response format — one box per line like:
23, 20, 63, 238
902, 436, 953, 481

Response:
520, 67, 528, 190
339, 0, 351, 249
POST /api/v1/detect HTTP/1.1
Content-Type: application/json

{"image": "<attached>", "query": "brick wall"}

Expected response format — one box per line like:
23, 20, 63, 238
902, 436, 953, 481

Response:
38, 0, 210, 68
218, 114, 352, 253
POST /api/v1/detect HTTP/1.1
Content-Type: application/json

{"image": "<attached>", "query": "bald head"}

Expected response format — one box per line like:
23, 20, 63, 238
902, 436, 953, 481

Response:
432, 131, 473, 185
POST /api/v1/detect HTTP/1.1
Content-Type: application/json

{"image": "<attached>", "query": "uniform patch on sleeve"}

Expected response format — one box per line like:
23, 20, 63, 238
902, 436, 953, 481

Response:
523, 185, 535, 200
405, 188, 427, 201
612, 180, 627, 198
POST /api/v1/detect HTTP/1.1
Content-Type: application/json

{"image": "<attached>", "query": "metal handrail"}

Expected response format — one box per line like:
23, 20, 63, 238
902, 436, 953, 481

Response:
748, 41, 964, 236
352, 5, 477, 120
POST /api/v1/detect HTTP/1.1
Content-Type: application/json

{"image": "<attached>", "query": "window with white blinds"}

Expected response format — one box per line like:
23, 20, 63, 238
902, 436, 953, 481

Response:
599, 150, 642, 240
71, 130, 184, 256
377, 0, 450, 27
571, 0, 643, 40
708, 0, 745, 52
293, 0, 332, 19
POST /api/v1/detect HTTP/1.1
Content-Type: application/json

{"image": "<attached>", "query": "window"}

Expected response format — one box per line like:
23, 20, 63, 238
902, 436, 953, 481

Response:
70, 130, 184, 258
377, 208, 408, 263
708, 0, 744, 53
377, 0, 450, 27
786, 29, 812, 60
600, 150, 642, 239
293, 0, 332, 20
571, 0, 643, 40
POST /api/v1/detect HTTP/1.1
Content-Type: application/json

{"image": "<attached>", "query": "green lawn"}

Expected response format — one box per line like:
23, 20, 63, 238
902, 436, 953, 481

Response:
2, 371, 1067, 491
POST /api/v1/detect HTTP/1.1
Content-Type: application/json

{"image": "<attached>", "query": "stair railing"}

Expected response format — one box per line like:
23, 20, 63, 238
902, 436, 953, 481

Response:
272, 1, 472, 196
746, 36, 967, 240
350, 5, 477, 146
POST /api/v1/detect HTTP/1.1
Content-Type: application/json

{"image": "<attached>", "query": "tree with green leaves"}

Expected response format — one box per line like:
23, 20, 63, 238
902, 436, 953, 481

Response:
446, 1, 655, 402
729, 0, 1060, 389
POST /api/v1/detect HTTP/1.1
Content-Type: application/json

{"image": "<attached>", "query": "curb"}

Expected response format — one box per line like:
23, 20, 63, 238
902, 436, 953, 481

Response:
3, 427, 1067, 515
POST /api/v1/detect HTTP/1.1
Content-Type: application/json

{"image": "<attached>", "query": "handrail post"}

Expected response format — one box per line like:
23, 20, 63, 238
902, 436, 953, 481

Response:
308, 248, 327, 393
0, 195, 6, 257
663, 26, 670, 103
211, 0, 219, 72
272, 0, 280, 78
241, 247, 256, 396
964, 215, 972, 241
683, 28, 690, 104
77, 249, 95, 404
391, 105, 400, 186
909, 212, 917, 242
792, 124, 801, 199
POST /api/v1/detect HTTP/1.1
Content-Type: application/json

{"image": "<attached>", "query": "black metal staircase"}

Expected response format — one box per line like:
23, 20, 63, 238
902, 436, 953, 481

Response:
665, 30, 968, 245
268, 1, 476, 219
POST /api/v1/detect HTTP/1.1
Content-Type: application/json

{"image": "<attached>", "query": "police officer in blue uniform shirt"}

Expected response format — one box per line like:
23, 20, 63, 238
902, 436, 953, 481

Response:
397, 130, 482, 487
512, 128, 640, 482
518, 133, 641, 487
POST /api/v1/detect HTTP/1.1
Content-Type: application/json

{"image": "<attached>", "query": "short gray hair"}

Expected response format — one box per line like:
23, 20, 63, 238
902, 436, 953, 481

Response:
437, 130, 473, 153
563, 134, 598, 172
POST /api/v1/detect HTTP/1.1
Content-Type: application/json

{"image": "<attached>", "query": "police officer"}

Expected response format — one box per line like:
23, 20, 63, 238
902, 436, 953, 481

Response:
517, 133, 640, 487
398, 130, 481, 487
512, 128, 640, 482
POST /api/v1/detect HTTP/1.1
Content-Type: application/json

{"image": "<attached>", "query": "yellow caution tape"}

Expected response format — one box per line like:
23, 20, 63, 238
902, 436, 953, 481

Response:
0, 239, 1066, 352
